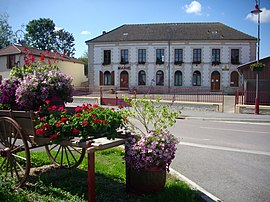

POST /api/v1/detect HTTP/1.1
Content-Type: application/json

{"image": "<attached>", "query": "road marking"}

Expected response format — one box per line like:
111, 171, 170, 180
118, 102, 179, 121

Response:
180, 142, 270, 156
213, 120, 270, 126
200, 126, 270, 134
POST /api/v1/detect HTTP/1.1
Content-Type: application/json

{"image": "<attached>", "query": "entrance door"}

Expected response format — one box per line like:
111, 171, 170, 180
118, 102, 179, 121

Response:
120, 71, 129, 89
211, 71, 220, 91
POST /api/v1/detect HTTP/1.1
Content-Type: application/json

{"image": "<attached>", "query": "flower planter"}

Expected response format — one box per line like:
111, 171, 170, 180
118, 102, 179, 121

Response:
127, 166, 166, 193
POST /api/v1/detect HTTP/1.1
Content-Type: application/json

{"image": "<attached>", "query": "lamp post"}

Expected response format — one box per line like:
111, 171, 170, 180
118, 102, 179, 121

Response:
251, 0, 262, 115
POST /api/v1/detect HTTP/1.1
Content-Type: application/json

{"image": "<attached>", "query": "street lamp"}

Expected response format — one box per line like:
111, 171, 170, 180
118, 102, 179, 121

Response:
251, 0, 262, 115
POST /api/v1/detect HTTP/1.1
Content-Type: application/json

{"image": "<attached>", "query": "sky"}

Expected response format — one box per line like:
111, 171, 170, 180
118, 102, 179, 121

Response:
1, 0, 270, 59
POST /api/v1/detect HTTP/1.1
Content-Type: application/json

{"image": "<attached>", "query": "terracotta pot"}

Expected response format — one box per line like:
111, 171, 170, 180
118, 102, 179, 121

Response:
126, 166, 166, 193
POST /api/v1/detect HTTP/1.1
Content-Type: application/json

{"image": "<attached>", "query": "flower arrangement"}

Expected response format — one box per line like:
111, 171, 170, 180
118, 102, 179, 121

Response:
35, 101, 125, 142
0, 49, 73, 110
123, 97, 180, 172
250, 62, 265, 72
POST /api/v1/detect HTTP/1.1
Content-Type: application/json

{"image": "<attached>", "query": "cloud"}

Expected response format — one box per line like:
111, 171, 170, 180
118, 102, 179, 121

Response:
81, 30, 91, 35
246, 8, 270, 23
184, 1, 202, 15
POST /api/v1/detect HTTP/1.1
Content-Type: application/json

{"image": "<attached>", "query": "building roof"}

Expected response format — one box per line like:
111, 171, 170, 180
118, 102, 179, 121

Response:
0, 44, 84, 64
86, 22, 256, 43
238, 56, 270, 71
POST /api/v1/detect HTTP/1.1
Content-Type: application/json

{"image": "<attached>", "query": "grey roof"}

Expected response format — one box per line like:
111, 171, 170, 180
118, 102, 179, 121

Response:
86, 22, 256, 43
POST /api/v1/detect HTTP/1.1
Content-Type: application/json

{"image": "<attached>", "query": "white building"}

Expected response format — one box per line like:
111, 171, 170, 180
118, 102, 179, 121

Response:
86, 22, 256, 93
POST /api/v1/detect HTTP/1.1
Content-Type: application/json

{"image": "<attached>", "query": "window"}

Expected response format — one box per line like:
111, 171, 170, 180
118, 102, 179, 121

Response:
120, 49, 129, 64
7, 55, 16, 69
156, 70, 164, 86
174, 71, 182, 86
174, 49, 183, 65
231, 49, 240, 64
138, 49, 146, 64
156, 49, 164, 64
104, 71, 112, 85
230, 71, 239, 87
193, 71, 201, 86
138, 70, 146, 85
212, 49, 221, 65
103, 50, 111, 65
193, 49, 201, 64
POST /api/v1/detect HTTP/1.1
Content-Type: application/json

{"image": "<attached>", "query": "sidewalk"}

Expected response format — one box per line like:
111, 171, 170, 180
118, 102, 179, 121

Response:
180, 109, 270, 123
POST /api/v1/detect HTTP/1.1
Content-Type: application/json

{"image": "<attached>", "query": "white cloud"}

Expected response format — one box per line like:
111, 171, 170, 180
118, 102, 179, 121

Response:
81, 30, 91, 35
184, 1, 202, 15
246, 8, 270, 23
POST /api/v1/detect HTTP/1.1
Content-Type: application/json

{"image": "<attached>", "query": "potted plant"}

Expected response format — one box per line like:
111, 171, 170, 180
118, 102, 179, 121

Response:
123, 97, 180, 193
35, 102, 125, 142
250, 62, 265, 72
0, 50, 73, 110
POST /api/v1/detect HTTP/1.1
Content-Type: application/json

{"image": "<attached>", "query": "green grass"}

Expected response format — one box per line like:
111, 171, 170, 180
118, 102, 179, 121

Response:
0, 148, 203, 202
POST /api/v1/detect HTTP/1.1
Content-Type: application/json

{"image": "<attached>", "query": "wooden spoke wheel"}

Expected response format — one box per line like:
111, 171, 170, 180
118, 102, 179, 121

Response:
45, 144, 86, 168
0, 117, 30, 187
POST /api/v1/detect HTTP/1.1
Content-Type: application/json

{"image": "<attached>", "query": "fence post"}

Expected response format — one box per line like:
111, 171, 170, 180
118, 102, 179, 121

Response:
115, 91, 118, 106
100, 87, 103, 105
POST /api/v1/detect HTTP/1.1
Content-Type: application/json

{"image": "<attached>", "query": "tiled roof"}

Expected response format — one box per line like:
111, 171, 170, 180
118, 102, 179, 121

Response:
0, 44, 84, 64
86, 22, 256, 43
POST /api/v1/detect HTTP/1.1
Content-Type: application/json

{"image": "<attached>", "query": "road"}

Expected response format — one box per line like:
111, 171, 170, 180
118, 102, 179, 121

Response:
170, 119, 270, 202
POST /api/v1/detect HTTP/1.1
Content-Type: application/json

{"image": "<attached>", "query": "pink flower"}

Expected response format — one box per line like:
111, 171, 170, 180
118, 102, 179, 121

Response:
42, 123, 50, 130
55, 122, 61, 127
93, 104, 98, 108
75, 107, 82, 112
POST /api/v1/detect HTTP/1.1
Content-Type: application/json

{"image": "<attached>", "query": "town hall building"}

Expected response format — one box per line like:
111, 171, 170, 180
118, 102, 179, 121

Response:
86, 22, 256, 93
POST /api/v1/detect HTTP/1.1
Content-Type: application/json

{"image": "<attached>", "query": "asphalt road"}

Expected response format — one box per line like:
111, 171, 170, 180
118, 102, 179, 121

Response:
170, 119, 270, 202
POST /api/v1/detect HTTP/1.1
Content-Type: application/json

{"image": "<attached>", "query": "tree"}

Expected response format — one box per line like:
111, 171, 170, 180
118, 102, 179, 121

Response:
54, 29, 75, 56
25, 18, 55, 51
0, 13, 15, 49
78, 51, 88, 77
25, 18, 75, 56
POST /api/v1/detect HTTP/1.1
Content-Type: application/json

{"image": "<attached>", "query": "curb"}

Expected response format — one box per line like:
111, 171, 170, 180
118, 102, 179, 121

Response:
184, 116, 270, 123
170, 168, 223, 202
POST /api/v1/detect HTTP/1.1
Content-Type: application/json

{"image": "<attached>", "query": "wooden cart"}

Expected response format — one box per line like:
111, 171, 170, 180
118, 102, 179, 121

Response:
0, 108, 119, 188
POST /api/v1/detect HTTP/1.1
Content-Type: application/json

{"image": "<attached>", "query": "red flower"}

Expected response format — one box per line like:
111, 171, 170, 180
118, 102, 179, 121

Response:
93, 104, 98, 108
42, 123, 50, 130
91, 114, 97, 119
76, 113, 81, 118
111, 108, 115, 111
40, 54, 45, 61
49, 134, 59, 140
72, 128, 80, 134
36, 128, 44, 135
40, 116, 46, 121
75, 107, 82, 112
58, 106, 65, 111
82, 121, 89, 127
55, 122, 61, 127
118, 105, 123, 109
60, 117, 68, 123
94, 119, 100, 124
51, 105, 57, 111
102, 120, 108, 124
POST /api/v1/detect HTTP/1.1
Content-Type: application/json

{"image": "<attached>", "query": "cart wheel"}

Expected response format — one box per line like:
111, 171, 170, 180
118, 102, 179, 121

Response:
0, 117, 30, 187
45, 144, 86, 168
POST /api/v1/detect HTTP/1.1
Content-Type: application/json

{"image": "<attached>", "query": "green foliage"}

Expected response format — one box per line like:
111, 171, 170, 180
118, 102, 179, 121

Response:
25, 18, 75, 56
123, 97, 180, 135
250, 62, 265, 72
0, 13, 15, 49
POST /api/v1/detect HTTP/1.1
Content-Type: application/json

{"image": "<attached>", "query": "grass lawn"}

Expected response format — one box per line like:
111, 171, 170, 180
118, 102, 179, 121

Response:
0, 148, 203, 202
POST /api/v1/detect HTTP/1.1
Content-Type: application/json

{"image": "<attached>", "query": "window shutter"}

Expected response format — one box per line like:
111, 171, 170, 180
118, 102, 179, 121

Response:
99, 71, 104, 85
111, 71, 115, 85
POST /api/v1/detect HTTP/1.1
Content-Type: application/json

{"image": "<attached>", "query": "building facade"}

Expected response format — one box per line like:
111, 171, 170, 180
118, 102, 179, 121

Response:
86, 23, 256, 93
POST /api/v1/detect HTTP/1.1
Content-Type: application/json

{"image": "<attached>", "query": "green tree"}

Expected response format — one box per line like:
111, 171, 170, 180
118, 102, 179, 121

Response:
54, 29, 75, 56
25, 18, 55, 50
25, 18, 75, 56
0, 13, 15, 49
78, 51, 88, 77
